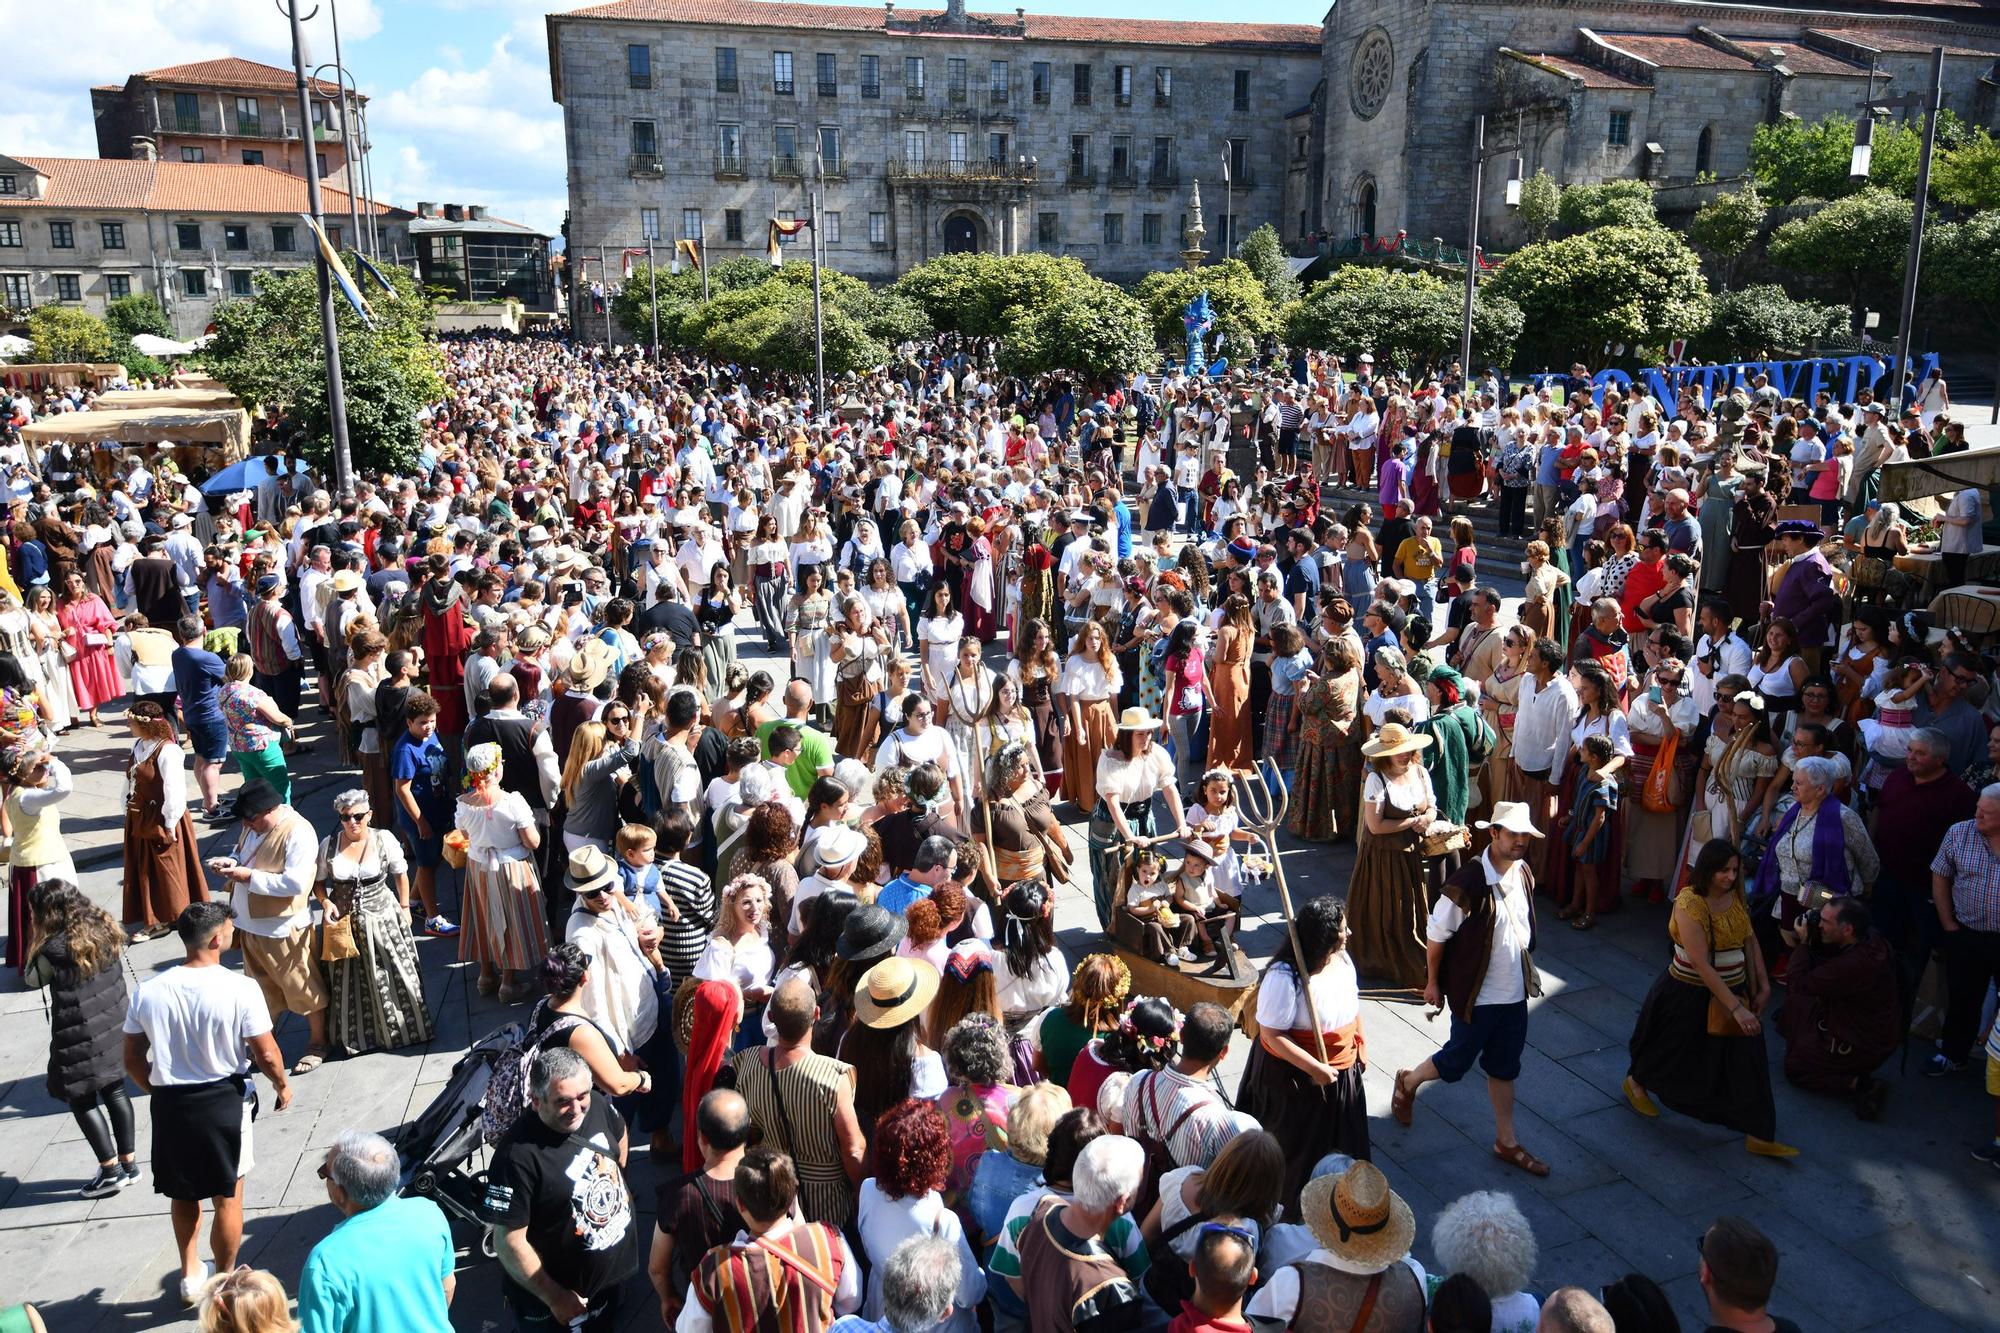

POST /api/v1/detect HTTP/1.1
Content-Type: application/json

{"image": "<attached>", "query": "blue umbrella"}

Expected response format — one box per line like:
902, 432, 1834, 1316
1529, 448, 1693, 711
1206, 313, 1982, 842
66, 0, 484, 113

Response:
200, 455, 311, 496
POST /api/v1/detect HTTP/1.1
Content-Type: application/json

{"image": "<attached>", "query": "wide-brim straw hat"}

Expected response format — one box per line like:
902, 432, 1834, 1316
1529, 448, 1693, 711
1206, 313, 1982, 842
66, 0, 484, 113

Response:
1115, 706, 1163, 733
565, 639, 615, 690
1475, 800, 1545, 838
1360, 722, 1431, 759
565, 845, 619, 896
853, 956, 940, 1029
1300, 1162, 1416, 1269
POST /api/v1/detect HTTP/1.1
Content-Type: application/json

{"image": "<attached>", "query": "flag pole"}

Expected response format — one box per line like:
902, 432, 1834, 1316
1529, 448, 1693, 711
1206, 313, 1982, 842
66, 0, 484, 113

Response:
648, 237, 659, 361
1223, 150, 1233, 259
283, 0, 354, 500
598, 244, 612, 347
811, 149, 826, 422
700, 221, 711, 304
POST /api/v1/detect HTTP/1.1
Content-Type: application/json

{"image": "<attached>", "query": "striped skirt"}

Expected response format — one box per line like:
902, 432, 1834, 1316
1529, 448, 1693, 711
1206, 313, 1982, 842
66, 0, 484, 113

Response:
460, 852, 550, 973
1262, 692, 1302, 773
327, 877, 436, 1056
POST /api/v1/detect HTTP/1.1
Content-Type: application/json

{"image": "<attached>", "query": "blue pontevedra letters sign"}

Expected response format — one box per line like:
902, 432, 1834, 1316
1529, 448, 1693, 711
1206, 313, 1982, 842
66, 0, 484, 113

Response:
1530, 352, 1943, 410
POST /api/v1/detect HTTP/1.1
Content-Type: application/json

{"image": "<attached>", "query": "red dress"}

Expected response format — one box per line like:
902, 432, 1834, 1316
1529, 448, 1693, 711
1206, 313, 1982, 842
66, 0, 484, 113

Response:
58, 594, 120, 710
421, 592, 473, 738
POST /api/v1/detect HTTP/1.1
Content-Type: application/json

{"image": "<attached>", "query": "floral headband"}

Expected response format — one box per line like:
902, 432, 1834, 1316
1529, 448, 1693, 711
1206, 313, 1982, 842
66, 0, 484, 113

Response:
1119, 996, 1184, 1051
1071, 953, 1131, 1011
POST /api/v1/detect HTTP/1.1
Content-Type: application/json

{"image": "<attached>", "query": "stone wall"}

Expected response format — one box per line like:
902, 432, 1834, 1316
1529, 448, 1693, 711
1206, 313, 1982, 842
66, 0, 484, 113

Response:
553, 12, 1320, 326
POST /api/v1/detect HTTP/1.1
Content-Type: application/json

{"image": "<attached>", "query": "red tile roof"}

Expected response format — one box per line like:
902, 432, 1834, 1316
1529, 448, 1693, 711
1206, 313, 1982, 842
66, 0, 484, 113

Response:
7, 157, 400, 216
1805, 27, 2000, 58
559, 0, 1320, 50
132, 57, 354, 100
1527, 52, 1651, 89
1592, 33, 1762, 70
1724, 39, 1869, 74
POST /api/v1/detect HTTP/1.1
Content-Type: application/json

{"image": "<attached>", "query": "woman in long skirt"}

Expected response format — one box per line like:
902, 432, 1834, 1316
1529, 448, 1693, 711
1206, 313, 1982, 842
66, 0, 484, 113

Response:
1346, 725, 1434, 992
830, 596, 889, 761
56, 572, 118, 727
1206, 596, 1255, 772
1237, 895, 1369, 1217
28, 588, 75, 735
697, 570, 739, 698
456, 743, 549, 1003
962, 521, 998, 642
1010, 619, 1065, 797
1625, 839, 1796, 1158
788, 566, 837, 710
120, 701, 208, 939
1289, 642, 1363, 842
747, 515, 791, 653
314, 789, 435, 1056
1058, 622, 1122, 813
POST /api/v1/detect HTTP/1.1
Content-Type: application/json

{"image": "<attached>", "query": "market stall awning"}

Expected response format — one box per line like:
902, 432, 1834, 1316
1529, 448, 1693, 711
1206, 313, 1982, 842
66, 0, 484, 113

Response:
18, 406, 250, 457
94, 388, 242, 412
1880, 446, 2000, 503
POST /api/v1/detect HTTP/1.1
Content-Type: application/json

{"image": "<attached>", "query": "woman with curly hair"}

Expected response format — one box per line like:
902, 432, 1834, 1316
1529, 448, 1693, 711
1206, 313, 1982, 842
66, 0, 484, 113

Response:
23, 879, 137, 1198
1030, 951, 1130, 1085
855, 1098, 988, 1331
732, 799, 800, 934
936, 1012, 1021, 1195
695, 873, 776, 1052
1426, 1189, 1542, 1332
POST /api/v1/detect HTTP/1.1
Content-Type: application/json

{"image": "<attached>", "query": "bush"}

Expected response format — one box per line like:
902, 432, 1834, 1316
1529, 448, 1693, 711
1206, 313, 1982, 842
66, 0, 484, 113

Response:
999, 278, 1154, 380
1557, 180, 1657, 234
890, 252, 1087, 339
1765, 188, 1911, 308
1285, 269, 1521, 372
1489, 225, 1710, 366
1688, 188, 1767, 284
1238, 224, 1301, 307
1693, 284, 1849, 360
1133, 260, 1277, 363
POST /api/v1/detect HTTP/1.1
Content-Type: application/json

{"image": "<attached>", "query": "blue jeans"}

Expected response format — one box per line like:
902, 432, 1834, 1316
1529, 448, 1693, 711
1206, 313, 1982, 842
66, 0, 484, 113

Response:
1432, 1000, 1529, 1083
1169, 708, 1210, 791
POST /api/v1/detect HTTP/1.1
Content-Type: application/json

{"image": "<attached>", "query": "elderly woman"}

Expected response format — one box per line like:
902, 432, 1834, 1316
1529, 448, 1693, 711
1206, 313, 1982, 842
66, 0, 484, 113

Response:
1749, 754, 1878, 966
937, 1012, 1021, 1195
456, 742, 547, 1002
56, 570, 118, 727
313, 788, 433, 1055
966, 1081, 1072, 1248
973, 744, 1070, 908
1416, 662, 1493, 827
1362, 644, 1430, 736
1428, 1190, 1541, 1331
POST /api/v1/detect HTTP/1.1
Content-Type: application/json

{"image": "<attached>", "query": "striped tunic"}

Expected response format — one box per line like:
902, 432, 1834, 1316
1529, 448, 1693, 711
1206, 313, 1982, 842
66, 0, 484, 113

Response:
692, 1222, 846, 1333
658, 858, 718, 982
731, 1048, 856, 1227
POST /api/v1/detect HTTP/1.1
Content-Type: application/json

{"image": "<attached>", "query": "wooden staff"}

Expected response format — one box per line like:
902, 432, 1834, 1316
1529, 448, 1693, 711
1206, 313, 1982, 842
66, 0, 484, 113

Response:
1235, 758, 1331, 1070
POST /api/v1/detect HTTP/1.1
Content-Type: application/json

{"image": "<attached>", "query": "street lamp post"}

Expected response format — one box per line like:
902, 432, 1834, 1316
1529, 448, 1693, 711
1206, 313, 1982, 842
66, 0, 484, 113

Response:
1852, 47, 1945, 408
1459, 113, 1524, 385
311, 62, 364, 255
280, 0, 355, 500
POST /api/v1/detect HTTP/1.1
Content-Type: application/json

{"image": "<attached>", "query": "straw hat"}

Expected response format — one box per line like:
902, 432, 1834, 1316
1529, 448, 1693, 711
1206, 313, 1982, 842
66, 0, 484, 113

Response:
565, 846, 618, 897
1115, 706, 1163, 733
853, 956, 941, 1029
813, 824, 867, 870
564, 638, 615, 690
329, 568, 364, 593
1474, 801, 1545, 838
1299, 1162, 1415, 1269
1360, 722, 1431, 759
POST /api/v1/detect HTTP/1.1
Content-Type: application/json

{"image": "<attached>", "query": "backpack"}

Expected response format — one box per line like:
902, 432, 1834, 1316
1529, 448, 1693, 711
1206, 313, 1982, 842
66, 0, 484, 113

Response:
480, 1004, 590, 1145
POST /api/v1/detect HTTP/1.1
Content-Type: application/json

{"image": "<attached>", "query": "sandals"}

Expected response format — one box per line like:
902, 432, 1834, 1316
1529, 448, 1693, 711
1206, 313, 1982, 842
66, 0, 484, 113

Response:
1555, 906, 1578, 921
1494, 1140, 1551, 1177
1390, 1069, 1416, 1127
1569, 914, 1595, 930
127, 924, 172, 944
290, 1047, 330, 1075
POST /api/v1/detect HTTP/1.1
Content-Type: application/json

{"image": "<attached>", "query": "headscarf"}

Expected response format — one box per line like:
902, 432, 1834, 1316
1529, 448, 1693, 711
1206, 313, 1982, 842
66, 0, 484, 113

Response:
680, 980, 742, 1174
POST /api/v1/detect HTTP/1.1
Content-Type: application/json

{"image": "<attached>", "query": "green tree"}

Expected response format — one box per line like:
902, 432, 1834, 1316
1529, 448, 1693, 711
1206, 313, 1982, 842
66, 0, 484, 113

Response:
27, 305, 111, 363
1285, 268, 1520, 371
1489, 225, 1711, 365
1934, 128, 2000, 210
999, 278, 1153, 380
1923, 211, 2000, 380
1133, 260, 1277, 363
1749, 112, 1956, 204
1688, 187, 1767, 289
1556, 180, 1658, 234
205, 265, 445, 475
889, 252, 1088, 338
1692, 284, 1850, 360
102, 292, 173, 378
611, 256, 773, 349
1516, 170, 1561, 242
1237, 224, 1301, 308
674, 264, 922, 375
1765, 188, 1911, 308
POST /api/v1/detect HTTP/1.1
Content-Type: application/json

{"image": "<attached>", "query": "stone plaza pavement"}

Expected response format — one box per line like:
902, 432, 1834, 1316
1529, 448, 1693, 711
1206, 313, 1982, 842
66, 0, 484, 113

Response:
0, 631, 1996, 1331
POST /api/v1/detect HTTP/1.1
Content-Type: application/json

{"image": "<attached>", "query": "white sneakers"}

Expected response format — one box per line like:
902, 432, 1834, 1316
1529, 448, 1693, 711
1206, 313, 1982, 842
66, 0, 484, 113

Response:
179, 1260, 215, 1307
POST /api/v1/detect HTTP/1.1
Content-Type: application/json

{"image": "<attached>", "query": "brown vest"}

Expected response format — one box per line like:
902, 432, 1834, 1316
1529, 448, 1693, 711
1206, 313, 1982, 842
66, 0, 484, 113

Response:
1291, 1259, 1427, 1333
236, 808, 310, 920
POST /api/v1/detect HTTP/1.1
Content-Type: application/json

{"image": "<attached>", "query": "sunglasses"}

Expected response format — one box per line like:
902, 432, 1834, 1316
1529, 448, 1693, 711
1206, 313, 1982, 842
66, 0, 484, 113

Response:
1199, 1222, 1256, 1245
579, 886, 612, 898
603, 712, 631, 723
338, 812, 370, 823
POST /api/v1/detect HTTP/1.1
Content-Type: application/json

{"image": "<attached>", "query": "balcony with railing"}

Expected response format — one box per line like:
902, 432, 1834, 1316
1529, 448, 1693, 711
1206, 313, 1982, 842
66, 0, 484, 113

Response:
817, 80, 838, 98
884, 157, 1037, 183
714, 151, 747, 178
175, 114, 203, 134
1155, 92, 1172, 109
716, 75, 739, 92
774, 78, 795, 95
1108, 165, 1137, 189
236, 116, 263, 137
904, 83, 926, 101
1066, 163, 1096, 187
770, 154, 802, 179
629, 153, 664, 177
990, 87, 1008, 107
1148, 166, 1179, 189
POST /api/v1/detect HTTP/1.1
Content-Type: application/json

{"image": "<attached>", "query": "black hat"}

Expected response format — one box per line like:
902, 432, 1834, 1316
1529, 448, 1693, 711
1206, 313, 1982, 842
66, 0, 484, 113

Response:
835, 903, 906, 964
234, 780, 283, 820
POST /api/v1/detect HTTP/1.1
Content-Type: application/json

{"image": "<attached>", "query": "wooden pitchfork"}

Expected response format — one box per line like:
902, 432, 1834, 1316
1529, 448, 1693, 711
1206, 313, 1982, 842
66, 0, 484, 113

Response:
1235, 758, 1332, 1076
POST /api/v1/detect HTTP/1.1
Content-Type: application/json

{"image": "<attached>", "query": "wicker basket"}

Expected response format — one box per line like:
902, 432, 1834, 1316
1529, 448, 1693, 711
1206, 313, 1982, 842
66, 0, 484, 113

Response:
1418, 823, 1469, 858
441, 829, 470, 870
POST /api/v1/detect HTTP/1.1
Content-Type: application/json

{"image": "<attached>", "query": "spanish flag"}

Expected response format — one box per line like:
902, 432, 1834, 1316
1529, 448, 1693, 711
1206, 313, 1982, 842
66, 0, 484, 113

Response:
767, 216, 811, 267
675, 238, 702, 272
299, 212, 372, 326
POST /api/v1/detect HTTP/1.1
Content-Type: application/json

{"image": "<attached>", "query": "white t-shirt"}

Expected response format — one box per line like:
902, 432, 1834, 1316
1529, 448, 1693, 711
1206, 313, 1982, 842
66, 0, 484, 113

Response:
1943, 487, 1983, 556
123, 963, 272, 1086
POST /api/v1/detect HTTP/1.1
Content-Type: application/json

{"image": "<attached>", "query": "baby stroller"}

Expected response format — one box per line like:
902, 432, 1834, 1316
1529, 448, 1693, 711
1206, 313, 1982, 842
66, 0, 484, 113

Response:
389, 1021, 522, 1257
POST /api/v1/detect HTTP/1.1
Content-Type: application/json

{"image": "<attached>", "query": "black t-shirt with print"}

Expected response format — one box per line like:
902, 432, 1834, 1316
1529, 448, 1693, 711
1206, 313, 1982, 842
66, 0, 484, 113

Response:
494, 1094, 640, 1303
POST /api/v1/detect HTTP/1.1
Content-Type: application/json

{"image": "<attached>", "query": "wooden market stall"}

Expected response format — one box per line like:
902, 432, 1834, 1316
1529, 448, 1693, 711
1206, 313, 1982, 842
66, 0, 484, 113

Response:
0, 363, 125, 394
18, 405, 253, 479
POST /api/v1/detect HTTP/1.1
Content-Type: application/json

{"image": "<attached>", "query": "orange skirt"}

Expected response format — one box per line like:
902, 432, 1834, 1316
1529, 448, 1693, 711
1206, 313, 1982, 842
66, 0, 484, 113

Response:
1061, 698, 1117, 813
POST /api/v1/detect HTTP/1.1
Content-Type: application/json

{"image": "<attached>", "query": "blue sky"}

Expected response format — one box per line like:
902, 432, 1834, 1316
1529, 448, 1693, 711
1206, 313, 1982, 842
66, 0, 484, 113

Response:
5, 0, 1325, 242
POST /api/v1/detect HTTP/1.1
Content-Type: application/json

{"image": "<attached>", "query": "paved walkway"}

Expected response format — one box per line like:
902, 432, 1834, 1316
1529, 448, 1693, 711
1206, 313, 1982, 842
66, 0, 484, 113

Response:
0, 625, 1995, 1331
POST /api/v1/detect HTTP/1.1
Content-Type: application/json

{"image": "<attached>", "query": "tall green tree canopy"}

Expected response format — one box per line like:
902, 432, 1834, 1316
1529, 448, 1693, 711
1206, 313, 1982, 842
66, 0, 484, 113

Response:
206, 265, 445, 475
1515, 170, 1561, 242
1489, 225, 1711, 365
1285, 268, 1521, 372
1932, 127, 2000, 210
1238, 224, 1301, 308
1692, 284, 1849, 361
27, 306, 111, 364
1133, 260, 1277, 362
1924, 210, 2000, 342
103, 293, 173, 378
999, 277, 1154, 381
1556, 180, 1658, 234
1688, 187, 1767, 287
889, 252, 1089, 338
674, 264, 930, 375
1765, 188, 1911, 308
611, 256, 773, 349
1749, 112, 1959, 203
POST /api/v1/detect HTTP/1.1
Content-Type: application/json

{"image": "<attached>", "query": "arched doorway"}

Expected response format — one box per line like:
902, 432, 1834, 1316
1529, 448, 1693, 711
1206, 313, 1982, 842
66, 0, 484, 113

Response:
1352, 178, 1377, 237
1695, 124, 1714, 176
942, 212, 982, 253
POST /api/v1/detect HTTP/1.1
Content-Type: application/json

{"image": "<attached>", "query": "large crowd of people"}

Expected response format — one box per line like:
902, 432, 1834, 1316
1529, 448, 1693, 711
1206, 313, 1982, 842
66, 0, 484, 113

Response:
1, 330, 1995, 1333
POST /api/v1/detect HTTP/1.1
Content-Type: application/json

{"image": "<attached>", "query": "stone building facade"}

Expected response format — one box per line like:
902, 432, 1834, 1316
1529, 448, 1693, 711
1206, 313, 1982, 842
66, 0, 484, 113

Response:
0, 155, 408, 339
546, 0, 1321, 312
90, 58, 366, 193
1314, 0, 2000, 252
